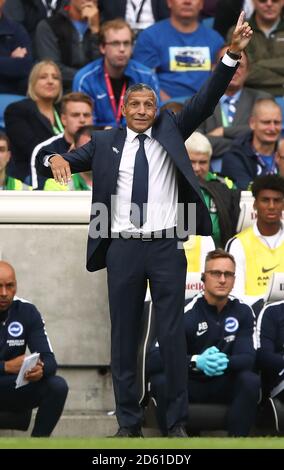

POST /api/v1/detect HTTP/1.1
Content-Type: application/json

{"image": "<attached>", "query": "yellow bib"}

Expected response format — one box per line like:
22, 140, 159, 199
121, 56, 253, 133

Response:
183, 235, 202, 272
237, 226, 284, 295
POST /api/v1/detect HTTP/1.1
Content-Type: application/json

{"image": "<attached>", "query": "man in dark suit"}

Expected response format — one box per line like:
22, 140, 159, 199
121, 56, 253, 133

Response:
36, 13, 252, 438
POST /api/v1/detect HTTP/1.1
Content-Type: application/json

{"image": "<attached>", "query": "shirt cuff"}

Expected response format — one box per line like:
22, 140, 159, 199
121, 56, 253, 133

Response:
222, 53, 238, 67
43, 154, 56, 167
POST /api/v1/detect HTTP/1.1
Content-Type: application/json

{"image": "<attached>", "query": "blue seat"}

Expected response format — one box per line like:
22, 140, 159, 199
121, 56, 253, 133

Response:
275, 96, 284, 133
0, 93, 26, 129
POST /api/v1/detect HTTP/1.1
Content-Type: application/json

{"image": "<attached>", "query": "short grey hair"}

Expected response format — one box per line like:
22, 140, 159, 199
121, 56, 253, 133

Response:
123, 83, 158, 106
185, 132, 213, 159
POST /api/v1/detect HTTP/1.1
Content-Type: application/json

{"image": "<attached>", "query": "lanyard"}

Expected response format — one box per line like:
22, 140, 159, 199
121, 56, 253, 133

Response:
221, 107, 228, 127
41, 0, 58, 17
104, 67, 126, 124
256, 152, 277, 175
53, 109, 64, 135
131, 0, 147, 24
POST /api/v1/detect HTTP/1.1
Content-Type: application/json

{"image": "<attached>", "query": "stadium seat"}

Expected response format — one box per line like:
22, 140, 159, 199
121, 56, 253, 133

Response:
275, 96, 284, 133
185, 272, 203, 300
263, 272, 284, 304
236, 191, 255, 232
0, 93, 25, 129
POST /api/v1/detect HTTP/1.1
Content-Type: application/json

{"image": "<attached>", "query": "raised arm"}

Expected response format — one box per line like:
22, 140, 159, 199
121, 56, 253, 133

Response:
176, 11, 253, 139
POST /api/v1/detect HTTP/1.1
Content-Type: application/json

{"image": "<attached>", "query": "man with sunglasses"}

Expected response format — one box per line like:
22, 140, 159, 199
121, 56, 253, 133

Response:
147, 249, 259, 436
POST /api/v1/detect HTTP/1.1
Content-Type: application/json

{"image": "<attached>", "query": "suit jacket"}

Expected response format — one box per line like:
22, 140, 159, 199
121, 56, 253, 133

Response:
198, 87, 270, 158
4, 98, 55, 181
98, 0, 169, 22
36, 60, 237, 272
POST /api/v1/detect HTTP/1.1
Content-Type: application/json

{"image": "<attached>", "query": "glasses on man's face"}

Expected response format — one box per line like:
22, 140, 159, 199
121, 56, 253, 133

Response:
205, 270, 235, 279
104, 41, 132, 48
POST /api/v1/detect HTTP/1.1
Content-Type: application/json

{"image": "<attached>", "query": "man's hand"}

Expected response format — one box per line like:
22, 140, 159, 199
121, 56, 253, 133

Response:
24, 360, 44, 383
11, 47, 28, 58
81, 1, 99, 33
4, 354, 25, 374
229, 11, 253, 54
49, 155, 71, 185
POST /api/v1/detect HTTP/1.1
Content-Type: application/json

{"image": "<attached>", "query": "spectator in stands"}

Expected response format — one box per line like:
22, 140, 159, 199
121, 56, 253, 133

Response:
0, 0, 33, 94
0, 132, 31, 190
73, 18, 160, 127
35, 0, 101, 92
147, 249, 259, 436
276, 138, 284, 178
214, 0, 254, 38
4, 60, 63, 186
98, 0, 170, 37
4, 0, 67, 46
0, 260, 68, 437
133, 0, 224, 102
185, 132, 241, 248
198, 46, 270, 172
237, 0, 284, 96
30, 91, 94, 189
222, 98, 282, 190
226, 175, 284, 306
257, 300, 284, 401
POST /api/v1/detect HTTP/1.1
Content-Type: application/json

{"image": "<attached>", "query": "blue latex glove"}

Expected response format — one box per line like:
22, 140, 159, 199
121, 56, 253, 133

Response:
196, 350, 219, 375
196, 350, 229, 376
204, 346, 219, 355
213, 354, 229, 376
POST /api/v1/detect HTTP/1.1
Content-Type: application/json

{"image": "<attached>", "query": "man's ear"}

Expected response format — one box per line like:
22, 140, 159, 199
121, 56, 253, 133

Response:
61, 113, 67, 127
121, 104, 126, 117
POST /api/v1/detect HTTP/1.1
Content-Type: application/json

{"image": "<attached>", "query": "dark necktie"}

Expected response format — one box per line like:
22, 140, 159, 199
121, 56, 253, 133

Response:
130, 134, 148, 228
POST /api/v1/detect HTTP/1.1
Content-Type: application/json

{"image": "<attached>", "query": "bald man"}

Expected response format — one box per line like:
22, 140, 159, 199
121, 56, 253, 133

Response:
0, 261, 68, 437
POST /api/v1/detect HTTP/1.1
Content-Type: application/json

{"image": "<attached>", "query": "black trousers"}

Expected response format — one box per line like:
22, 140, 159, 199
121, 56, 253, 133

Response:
106, 236, 188, 431
150, 370, 260, 436
0, 374, 68, 436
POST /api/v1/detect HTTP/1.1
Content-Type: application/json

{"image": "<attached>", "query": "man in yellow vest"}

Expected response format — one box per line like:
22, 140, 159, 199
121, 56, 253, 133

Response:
0, 132, 31, 190
226, 174, 284, 305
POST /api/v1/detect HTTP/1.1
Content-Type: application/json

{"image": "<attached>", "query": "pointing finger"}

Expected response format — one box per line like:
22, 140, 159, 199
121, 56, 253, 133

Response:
236, 10, 245, 29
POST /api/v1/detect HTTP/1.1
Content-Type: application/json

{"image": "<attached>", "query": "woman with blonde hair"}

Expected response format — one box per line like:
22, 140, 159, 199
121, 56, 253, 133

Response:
4, 60, 64, 187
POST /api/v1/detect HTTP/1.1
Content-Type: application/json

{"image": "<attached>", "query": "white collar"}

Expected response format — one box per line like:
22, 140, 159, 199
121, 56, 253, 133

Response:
126, 126, 152, 143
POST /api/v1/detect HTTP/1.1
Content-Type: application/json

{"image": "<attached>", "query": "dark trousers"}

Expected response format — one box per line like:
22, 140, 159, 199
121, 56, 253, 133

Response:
150, 370, 260, 436
106, 236, 188, 431
0, 375, 68, 436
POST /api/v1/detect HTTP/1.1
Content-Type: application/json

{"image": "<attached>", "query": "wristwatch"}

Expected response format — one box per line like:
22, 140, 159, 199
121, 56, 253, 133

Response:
226, 49, 242, 60
189, 355, 198, 370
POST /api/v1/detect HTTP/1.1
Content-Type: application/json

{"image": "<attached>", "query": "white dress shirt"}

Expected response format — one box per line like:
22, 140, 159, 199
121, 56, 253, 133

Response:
125, 0, 155, 31
111, 127, 178, 234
